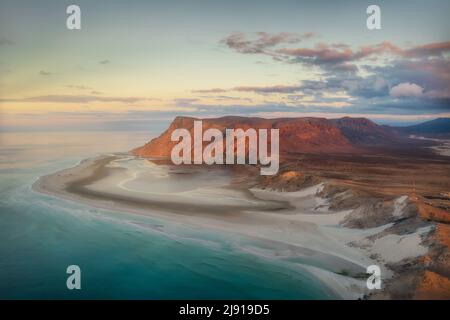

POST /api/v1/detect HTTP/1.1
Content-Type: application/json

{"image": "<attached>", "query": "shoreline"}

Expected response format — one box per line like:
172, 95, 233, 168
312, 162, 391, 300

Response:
32, 154, 432, 299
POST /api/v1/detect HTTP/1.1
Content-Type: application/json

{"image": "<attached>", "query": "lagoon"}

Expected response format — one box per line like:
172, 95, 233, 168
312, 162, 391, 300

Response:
0, 130, 335, 299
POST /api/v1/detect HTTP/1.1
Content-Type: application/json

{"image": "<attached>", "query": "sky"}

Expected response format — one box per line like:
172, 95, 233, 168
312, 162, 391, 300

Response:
0, 0, 449, 131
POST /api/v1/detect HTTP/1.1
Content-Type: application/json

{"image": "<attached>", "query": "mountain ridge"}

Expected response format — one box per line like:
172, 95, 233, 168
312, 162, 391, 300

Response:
398, 118, 450, 137
132, 115, 430, 159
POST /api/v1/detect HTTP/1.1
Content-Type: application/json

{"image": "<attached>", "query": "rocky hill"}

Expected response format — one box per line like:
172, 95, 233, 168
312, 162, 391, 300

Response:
133, 116, 406, 158
398, 118, 450, 138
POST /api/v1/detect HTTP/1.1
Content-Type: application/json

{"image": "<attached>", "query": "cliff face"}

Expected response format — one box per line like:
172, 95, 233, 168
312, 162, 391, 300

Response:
132, 116, 400, 158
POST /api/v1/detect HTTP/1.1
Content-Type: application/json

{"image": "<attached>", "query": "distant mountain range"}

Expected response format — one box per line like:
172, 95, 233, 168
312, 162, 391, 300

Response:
397, 118, 450, 137
133, 116, 450, 158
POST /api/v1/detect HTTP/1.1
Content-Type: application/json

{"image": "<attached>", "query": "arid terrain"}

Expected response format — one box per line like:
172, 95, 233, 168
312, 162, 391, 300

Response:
132, 116, 450, 299
258, 152, 450, 299
30, 116, 450, 299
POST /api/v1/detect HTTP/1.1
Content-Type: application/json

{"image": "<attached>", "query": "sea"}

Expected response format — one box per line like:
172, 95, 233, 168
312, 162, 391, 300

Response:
0, 129, 336, 299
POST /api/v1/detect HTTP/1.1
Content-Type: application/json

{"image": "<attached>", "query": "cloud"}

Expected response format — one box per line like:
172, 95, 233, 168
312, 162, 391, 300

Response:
223, 33, 404, 70
63, 86, 105, 96
99, 60, 110, 65
0, 37, 14, 46
174, 98, 199, 107
219, 33, 450, 115
369, 58, 450, 99
390, 83, 424, 97
211, 96, 253, 102
39, 70, 53, 76
192, 88, 227, 94
0, 95, 154, 104
197, 76, 389, 98
4, 109, 449, 133
222, 32, 450, 76
65, 85, 92, 90
221, 32, 314, 55
304, 40, 450, 64
189, 58, 449, 114
167, 95, 450, 117
192, 85, 304, 95
403, 41, 450, 58
275, 41, 403, 72
233, 85, 302, 94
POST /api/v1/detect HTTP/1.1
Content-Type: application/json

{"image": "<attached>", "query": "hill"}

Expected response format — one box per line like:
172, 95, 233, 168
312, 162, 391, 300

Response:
399, 118, 450, 138
132, 116, 406, 159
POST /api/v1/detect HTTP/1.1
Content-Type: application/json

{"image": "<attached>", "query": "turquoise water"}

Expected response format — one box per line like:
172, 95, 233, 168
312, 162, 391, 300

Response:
0, 131, 335, 299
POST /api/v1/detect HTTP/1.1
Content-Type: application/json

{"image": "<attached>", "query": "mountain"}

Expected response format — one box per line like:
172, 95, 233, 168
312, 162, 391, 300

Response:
331, 117, 401, 146
132, 116, 403, 159
399, 118, 450, 137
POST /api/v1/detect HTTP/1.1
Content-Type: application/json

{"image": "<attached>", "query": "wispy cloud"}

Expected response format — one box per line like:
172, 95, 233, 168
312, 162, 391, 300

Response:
0, 37, 14, 46
192, 85, 303, 95
39, 70, 53, 76
173, 98, 199, 107
222, 32, 450, 74
222, 32, 314, 55
192, 88, 227, 94
233, 85, 302, 94
65, 84, 92, 90
211, 96, 253, 102
0, 95, 154, 104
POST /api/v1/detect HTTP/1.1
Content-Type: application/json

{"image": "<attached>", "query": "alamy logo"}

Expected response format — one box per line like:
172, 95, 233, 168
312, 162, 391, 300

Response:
66, 265, 81, 290
366, 5, 381, 30
366, 265, 382, 290
66, 5, 81, 30
171, 121, 279, 175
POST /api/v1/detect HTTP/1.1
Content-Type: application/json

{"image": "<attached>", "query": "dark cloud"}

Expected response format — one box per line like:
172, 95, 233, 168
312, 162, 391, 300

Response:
221, 32, 314, 56
233, 85, 303, 94
219, 33, 450, 115
303, 74, 390, 99
192, 85, 304, 95
162, 98, 450, 117
367, 58, 450, 99
99, 60, 110, 65
194, 78, 388, 98
357, 97, 450, 114
160, 96, 450, 117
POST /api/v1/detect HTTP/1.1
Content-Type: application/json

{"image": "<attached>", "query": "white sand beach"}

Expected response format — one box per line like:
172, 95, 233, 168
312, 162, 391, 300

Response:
32, 154, 431, 299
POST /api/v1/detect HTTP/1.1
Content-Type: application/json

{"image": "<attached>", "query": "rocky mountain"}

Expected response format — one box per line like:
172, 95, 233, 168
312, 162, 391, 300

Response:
132, 116, 406, 159
399, 118, 450, 138
331, 117, 401, 146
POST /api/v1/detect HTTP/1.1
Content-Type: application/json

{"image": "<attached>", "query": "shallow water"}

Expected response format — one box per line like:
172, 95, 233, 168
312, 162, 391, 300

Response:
0, 131, 336, 299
